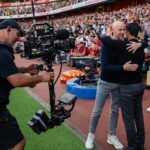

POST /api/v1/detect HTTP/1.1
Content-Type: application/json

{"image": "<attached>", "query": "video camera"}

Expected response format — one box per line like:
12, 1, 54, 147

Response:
23, 22, 75, 59
24, 23, 77, 134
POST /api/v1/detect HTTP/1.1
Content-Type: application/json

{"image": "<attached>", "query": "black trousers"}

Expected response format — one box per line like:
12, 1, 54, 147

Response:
119, 82, 145, 150
0, 107, 24, 149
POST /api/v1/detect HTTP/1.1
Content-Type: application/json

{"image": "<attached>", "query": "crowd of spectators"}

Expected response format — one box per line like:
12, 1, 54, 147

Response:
0, 5, 51, 16
52, 3, 150, 57
0, 0, 88, 16
52, 0, 88, 10
17, 2, 150, 58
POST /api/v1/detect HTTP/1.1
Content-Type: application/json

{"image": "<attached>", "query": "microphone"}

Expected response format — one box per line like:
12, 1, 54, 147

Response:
55, 29, 70, 40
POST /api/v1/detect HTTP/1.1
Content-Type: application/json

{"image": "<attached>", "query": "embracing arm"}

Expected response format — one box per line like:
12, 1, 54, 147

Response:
101, 36, 148, 53
126, 40, 148, 53
100, 36, 124, 51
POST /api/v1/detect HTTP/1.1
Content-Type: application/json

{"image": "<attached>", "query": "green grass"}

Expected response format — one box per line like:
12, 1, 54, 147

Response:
8, 88, 86, 150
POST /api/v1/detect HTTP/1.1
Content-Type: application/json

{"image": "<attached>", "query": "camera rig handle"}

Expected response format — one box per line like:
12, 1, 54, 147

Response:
48, 75, 55, 114
35, 61, 56, 114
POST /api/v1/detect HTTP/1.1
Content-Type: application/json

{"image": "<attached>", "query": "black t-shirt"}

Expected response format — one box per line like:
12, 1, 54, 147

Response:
119, 39, 144, 84
0, 43, 19, 105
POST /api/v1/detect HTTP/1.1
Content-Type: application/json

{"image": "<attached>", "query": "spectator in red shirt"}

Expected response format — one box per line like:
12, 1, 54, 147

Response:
75, 40, 87, 57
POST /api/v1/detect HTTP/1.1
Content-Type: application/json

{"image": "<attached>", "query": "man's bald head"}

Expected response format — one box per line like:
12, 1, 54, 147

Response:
112, 21, 125, 30
112, 21, 126, 39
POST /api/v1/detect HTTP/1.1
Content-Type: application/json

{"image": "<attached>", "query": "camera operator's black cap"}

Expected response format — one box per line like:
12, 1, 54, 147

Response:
0, 19, 26, 37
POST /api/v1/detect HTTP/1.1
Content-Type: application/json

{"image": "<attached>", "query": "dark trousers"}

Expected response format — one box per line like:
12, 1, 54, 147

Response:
120, 83, 145, 150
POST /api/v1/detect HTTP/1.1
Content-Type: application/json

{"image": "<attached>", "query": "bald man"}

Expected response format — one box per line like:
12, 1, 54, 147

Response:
85, 21, 139, 150
101, 22, 147, 150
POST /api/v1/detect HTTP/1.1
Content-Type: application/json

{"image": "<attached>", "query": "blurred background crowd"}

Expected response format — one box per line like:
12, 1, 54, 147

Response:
0, 0, 88, 16
1, 0, 149, 58
17, 2, 150, 57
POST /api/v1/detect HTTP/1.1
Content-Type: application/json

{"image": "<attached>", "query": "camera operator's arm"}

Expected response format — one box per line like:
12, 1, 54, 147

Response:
0, 49, 54, 87
18, 64, 39, 75
6, 71, 54, 87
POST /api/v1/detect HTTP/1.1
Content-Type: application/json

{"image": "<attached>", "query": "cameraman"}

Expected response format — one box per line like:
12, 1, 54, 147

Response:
0, 19, 54, 150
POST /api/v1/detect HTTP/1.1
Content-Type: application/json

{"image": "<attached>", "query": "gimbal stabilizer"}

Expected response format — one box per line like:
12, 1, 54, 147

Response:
28, 56, 77, 134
